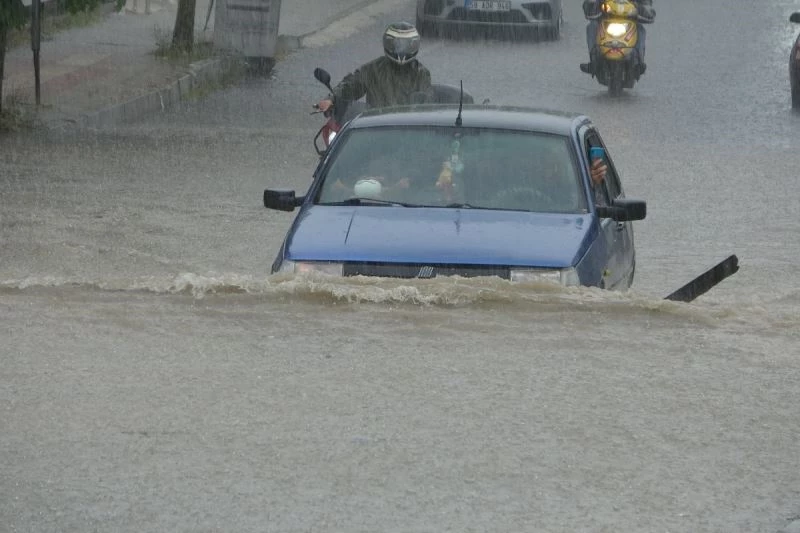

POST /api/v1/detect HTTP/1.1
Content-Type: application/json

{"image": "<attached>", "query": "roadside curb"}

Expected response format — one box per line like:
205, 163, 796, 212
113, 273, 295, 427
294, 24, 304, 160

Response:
46, 37, 290, 131
43, 0, 388, 130
274, 0, 382, 55
59, 54, 246, 131
275, 35, 303, 56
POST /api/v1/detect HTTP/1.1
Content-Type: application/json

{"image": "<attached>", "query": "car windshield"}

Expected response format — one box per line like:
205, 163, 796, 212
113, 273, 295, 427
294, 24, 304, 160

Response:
315, 126, 587, 213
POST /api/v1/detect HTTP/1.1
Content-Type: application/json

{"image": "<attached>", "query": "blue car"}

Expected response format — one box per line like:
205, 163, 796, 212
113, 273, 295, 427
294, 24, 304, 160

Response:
263, 105, 646, 290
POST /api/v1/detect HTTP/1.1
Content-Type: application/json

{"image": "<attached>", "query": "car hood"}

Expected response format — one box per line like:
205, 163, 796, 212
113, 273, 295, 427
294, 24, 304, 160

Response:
284, 206, 596, 268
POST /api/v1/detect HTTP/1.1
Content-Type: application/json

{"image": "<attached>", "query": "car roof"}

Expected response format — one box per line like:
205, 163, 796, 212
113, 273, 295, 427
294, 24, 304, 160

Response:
347, 104, 592, 137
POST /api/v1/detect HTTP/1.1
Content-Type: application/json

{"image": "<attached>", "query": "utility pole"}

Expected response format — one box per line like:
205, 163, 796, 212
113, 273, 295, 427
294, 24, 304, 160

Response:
30, 0, 42, 105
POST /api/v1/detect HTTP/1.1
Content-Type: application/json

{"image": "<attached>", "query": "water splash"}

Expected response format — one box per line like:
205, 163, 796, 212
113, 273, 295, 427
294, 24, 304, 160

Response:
3, 271, 787, 330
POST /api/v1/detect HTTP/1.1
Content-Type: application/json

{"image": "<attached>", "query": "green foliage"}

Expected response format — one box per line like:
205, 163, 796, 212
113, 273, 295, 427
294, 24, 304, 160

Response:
1, 0, 103, 31
1, 0, 103, 121
62, 0, 100, 15
0, 90, 32, 133
6, 3, 104, 48
0, 0, 27, 31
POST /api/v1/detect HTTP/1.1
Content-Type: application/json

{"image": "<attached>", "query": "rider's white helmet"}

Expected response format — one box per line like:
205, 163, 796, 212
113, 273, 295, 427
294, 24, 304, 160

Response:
383, 22, 421, 65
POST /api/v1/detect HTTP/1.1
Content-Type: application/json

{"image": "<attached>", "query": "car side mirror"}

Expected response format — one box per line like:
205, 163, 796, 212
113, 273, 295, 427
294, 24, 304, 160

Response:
791, 12, 800, 23
596, 198, 647, 221
264, 189, 304, 212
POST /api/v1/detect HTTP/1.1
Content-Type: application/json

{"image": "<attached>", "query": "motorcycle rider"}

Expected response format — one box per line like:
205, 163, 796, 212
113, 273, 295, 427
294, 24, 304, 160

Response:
579, 0, 655, 76
316, 22, 432, 113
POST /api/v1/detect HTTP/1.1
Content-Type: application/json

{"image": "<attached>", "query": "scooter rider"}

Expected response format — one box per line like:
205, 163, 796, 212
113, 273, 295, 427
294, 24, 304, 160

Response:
316, 22, 433, 113
579, 0, 655, 76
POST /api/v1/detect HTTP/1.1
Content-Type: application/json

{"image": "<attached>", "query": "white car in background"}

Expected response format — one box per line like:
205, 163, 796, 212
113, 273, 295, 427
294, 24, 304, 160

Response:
416, 0, 563, 40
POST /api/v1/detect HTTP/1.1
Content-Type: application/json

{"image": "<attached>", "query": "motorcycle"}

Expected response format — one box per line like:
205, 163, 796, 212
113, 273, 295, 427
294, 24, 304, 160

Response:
310, 68, 367, 157
310, 67, 480, 157
581, 0, 651, 96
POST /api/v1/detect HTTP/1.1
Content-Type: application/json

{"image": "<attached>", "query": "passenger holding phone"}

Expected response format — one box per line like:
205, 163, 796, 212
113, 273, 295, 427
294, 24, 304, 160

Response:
588, 146, 609, 205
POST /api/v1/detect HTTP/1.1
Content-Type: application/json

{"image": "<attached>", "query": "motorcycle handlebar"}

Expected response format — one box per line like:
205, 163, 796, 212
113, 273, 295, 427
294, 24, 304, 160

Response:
311, 103, 334, 117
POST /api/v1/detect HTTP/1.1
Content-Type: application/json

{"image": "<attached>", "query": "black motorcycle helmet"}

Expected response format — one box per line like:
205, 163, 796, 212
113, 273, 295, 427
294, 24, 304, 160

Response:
383, 22, 421, 65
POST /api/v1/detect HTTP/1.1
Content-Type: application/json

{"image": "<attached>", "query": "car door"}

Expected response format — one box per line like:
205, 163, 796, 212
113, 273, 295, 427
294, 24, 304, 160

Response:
584, 129, 634, 289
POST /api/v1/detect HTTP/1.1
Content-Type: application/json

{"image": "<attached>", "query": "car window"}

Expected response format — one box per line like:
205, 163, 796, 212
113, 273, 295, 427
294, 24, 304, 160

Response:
603, 154, 623, 199
316, 126, 587, 213
593, 137, 622, 200
585, 132, 614, 205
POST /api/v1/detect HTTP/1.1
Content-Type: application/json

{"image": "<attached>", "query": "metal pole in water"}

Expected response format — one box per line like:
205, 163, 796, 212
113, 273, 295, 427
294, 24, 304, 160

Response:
31, 0, 42, 106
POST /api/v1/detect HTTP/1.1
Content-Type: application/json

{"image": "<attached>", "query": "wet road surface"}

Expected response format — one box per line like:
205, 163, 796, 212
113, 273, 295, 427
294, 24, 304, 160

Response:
2, 0, 800, 531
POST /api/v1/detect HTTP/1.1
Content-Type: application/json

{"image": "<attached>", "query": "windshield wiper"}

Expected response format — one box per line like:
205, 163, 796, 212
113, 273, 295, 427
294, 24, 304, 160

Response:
444, 202, 483, 209
319, 197, 423, 207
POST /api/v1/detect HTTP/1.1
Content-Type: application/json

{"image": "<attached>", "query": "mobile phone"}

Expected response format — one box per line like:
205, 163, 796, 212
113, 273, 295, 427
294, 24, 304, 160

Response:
589, 146, 605, 162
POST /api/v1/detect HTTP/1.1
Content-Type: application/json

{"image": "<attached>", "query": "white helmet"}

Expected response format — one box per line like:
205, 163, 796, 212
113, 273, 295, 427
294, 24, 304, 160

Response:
353, 178, 383, 198
383, 22, 421, 65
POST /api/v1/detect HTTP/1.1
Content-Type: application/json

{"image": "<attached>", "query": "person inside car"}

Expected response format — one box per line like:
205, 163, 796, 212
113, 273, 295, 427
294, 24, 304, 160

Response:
536, 145, 609, 209
580, 0, 655, 76
329, 172, 413, 200
588, 145, 609, 206
328, 154, 415, 200
535, 147, 581, 211
488, 147, 582, 211
316, 22, 432, 113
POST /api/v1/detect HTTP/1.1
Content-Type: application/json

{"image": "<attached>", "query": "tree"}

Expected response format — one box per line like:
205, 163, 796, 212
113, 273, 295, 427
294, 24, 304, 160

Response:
0, 0, 100, 116
0, 0, 26, 115
172, 0, 196, 53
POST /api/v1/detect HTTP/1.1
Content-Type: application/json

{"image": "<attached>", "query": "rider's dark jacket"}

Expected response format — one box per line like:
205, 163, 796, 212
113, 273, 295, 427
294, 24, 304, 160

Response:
331, 56, 433, 108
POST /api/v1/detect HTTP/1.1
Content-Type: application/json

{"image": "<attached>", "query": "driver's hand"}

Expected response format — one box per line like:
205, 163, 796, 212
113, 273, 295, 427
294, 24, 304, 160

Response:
317, 99, 333, 112
590, 158, 607, 186
394, 177, 411, 189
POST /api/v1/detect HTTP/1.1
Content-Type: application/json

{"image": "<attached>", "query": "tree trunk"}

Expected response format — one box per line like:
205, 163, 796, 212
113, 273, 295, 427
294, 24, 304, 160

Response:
0, 24, 7, 115
172, 0, 196, 53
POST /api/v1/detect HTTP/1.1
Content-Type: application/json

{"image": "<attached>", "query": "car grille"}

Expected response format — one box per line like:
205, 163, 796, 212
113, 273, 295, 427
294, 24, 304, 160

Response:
342, 262, 511, 279
447, 8, 531, 24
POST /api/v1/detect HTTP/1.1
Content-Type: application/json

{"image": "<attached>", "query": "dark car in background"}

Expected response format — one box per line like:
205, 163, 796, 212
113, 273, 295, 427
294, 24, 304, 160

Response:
416, 0, 563, 40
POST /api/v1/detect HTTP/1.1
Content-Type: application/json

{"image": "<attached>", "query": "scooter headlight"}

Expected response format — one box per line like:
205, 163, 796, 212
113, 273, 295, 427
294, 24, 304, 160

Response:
326, 130, 337, 145
605, 22, 630, 37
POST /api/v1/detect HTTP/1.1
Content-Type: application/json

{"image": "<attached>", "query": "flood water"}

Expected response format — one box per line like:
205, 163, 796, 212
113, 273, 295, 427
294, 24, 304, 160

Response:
2, 0, 799, 531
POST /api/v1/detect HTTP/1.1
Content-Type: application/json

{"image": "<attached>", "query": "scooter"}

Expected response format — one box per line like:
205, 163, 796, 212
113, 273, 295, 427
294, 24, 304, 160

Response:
310, 67, 482, 157
310, 68, 367, 157
581, 0, 649, 96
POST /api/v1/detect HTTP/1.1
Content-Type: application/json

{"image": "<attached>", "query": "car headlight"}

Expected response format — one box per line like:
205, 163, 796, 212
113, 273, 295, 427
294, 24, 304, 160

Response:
509, 268, 580, 286
326, 130, 337, 145
605, 22, 630, 37
278, 260, 344, 276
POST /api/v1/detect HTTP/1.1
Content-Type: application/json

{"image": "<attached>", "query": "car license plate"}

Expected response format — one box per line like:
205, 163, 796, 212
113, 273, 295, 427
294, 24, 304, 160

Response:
465, 0, 512, 12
